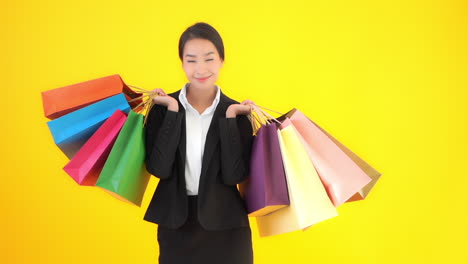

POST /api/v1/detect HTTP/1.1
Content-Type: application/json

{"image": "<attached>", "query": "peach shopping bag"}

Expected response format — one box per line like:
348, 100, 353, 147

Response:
285, 109, 372, 207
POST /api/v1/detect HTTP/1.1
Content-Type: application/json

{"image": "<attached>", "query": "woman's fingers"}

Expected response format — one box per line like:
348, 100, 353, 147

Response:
241, 99, 255, 106
236, 104, 252, 115
151, 88, 167, 96
153, 94, 179, 110
240, 100, 255, 114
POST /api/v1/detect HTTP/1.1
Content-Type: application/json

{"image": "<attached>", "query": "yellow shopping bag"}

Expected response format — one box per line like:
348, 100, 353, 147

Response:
256, 118, 338, 237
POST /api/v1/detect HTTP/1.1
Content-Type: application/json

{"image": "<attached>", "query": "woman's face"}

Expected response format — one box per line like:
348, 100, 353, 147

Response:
182, 38, 224, 90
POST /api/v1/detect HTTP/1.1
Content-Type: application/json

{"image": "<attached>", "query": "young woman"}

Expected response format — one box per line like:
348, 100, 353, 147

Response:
143, 22, 255, 264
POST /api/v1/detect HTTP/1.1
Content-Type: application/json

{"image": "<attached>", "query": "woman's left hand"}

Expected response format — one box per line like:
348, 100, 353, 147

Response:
226, 100, 255, 118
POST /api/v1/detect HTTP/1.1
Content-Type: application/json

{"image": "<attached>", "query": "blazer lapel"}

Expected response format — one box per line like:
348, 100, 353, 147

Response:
200, 91, 230, 179
173, 91, 186, 165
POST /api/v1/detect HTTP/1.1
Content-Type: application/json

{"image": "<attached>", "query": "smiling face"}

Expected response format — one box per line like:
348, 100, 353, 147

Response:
182, 38, 224, 90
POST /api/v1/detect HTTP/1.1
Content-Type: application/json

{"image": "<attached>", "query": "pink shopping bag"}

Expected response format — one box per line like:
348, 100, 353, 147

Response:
284, 109, 372, 207
63, 109, 127, 186
309, 118, 382, 201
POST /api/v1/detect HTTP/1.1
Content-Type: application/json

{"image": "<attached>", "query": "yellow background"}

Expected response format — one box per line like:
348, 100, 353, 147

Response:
2, 0, 467, 263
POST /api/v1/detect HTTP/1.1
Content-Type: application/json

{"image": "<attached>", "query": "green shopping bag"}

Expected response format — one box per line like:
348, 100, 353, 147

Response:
96, 110, 150, 206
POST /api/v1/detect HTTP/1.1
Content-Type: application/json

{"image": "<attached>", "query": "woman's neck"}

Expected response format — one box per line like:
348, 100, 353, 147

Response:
186, 83, 217, 111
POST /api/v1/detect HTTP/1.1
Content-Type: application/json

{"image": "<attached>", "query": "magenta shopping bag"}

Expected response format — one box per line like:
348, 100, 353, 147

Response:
63, 110, 127, 186
241, 123, 289, 216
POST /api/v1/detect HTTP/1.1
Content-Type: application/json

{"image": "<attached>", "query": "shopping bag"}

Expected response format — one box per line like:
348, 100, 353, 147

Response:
63, 109, 127, 186
309, 119, 382, 201
256, 118, 338, 237
42, 74, 142, 119
46, 93, 131, 159
95, 110, 150, 207
241, 122, 289, 216
284, 109, 372, 207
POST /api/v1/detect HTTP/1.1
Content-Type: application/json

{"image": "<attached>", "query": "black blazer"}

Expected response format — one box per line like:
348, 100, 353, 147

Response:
143, 89, 254, 231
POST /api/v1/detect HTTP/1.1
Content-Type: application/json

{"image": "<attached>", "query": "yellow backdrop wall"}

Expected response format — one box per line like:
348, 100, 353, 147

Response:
2, 0, 467, 263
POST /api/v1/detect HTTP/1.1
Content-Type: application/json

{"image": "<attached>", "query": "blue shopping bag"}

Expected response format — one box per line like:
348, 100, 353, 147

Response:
47, 93, 131, 159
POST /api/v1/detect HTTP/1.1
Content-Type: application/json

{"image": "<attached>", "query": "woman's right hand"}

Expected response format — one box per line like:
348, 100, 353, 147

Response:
151, 88, 179, 112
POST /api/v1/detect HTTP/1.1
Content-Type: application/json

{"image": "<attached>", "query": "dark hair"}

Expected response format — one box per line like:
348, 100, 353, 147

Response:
178, 22, 225, 61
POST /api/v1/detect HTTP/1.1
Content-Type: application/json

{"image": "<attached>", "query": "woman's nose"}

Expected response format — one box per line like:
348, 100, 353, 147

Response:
194, 63, 209, 76
195, 68, 208, 77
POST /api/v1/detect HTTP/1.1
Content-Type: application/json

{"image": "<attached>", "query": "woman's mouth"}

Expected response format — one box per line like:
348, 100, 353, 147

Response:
195, 76, 211, 82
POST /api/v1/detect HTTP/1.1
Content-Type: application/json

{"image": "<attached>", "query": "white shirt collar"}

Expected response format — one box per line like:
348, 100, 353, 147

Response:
179, 83, 221, 116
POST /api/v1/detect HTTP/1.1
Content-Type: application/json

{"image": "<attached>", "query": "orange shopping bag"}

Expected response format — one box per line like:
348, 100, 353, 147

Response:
42, 74, 142, 119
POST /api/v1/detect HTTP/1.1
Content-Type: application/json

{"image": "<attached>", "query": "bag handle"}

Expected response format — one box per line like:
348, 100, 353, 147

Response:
126, 84, 160, 124
127, 84, 153, 93
247, 105, 261, 135
246, 104, 283, 135
251, 104, 281, 125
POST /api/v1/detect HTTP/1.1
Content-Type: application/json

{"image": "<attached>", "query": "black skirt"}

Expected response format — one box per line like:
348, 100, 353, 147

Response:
157, 195, 254, 264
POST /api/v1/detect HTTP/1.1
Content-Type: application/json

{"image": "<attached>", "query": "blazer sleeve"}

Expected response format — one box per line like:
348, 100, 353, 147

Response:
145, 103, 184, 180
218, 114, 254, 186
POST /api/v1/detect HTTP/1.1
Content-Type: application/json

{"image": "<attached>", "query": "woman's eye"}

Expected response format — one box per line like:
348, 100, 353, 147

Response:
187, 59, 212, 63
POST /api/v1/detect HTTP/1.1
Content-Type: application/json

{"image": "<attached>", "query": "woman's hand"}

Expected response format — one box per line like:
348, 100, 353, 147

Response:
226, 99, 255, 118
151, 88, 179, 112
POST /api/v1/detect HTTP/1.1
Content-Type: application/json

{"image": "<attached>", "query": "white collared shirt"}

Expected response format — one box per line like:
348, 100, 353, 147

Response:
179, 83, 221, 195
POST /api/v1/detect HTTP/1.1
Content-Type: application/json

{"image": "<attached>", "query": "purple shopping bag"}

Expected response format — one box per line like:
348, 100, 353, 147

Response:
240, 123, 289, 216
